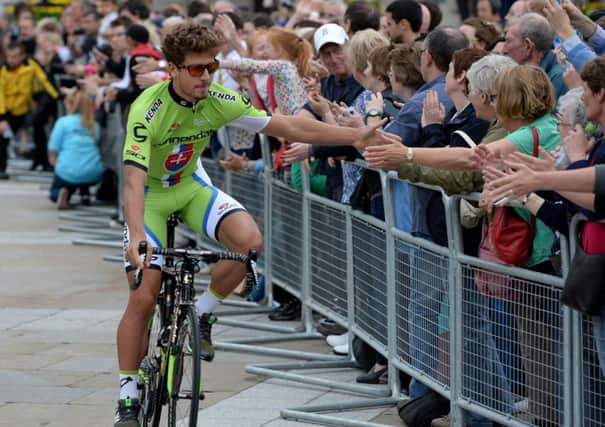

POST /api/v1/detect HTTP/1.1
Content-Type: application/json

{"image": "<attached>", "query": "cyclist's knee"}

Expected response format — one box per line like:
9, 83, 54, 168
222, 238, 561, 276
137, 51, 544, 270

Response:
217, 213, 263, 253
128, 283, 159, 317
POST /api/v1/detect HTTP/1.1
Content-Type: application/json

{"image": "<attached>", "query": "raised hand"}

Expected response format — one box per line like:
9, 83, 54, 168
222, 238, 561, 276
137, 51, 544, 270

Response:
421, 90, 445, 127
564, 123, 594, 162
307, 91, 331, 117
562, 64, 582, 89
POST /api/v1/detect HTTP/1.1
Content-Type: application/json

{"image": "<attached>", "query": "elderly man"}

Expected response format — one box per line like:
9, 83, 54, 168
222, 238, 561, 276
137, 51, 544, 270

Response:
502, 12, 567, 97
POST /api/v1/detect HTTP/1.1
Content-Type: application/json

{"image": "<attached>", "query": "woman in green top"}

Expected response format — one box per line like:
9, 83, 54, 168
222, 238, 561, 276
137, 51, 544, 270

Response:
366, 64, 561, 426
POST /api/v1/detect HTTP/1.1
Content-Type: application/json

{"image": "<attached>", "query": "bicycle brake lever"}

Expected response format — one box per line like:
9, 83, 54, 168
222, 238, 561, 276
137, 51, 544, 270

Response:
243, 248, 259, 298
130, 241, 147, 290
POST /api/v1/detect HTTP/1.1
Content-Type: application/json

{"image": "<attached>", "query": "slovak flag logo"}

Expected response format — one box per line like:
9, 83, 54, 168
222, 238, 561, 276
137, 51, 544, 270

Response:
164, 144, 194, 172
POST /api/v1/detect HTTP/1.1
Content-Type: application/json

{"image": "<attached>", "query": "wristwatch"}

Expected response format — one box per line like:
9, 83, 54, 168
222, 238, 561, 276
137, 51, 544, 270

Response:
366, 108, 382, 118
406, 147, 414, 162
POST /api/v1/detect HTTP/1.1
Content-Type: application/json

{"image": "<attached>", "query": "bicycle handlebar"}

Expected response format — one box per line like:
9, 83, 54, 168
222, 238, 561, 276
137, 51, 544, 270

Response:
129, 241, 259, 292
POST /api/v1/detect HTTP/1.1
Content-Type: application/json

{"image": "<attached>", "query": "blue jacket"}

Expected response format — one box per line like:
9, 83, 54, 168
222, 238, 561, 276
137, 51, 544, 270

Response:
385, 75, 454, 243
48, 114, 104, 184
561, 26, 605, 72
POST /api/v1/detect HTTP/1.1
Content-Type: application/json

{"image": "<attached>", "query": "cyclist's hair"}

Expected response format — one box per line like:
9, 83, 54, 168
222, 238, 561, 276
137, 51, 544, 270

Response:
267, 27, 314, 77
162, 22, 224, 66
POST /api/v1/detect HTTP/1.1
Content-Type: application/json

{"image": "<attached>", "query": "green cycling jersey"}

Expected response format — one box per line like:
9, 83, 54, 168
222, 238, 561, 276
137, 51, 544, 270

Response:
123, 80, 269, 188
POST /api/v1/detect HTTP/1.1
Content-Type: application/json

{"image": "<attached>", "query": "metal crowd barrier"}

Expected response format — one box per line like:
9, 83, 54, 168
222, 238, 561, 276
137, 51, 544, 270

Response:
200, 140, 600, 427
48, 114, 601, 426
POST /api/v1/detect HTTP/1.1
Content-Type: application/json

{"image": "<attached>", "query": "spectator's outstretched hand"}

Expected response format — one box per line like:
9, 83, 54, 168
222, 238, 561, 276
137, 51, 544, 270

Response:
332, 103, 363, 128
133, 56, 159, 74
482, 159, 538, 207
505, 148, 556, 172
282, 143, 311, 165
363, 140, 406, 169
307, 91, 331, 117
469, 144, 494, 169
220, 152, 248, 171
136, 72, 163, 89
564, 123, 595, 162
562, 64, 582, 89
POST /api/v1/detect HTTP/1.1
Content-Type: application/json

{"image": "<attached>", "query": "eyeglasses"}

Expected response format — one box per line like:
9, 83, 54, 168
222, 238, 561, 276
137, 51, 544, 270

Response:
488, 93, 498, 103
178, 60, 220, 77
387, 69, 393, 80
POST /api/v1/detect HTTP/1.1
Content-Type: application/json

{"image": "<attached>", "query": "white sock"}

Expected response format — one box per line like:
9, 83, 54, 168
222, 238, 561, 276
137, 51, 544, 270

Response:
119, 373, 139, 400
195, 286, 223, 315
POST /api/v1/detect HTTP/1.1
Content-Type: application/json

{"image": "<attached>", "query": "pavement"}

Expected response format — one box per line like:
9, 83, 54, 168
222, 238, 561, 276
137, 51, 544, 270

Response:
0, 167, 403, 427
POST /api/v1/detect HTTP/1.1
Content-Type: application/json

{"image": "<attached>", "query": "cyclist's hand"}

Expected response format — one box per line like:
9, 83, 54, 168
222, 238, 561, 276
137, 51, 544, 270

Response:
126, 238, 152, 270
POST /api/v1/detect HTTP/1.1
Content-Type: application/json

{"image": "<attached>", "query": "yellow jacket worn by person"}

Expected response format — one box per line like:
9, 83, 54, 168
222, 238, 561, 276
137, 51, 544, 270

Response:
0, 58, 59, 119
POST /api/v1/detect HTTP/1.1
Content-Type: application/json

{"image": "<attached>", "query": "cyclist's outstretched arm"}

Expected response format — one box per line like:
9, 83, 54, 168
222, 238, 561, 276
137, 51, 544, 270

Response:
261, 113, 400, 148
124, 164, 149, 269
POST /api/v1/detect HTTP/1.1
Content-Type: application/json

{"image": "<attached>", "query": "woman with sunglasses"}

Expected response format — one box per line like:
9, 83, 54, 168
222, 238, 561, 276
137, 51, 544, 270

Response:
114, 22, 398, 426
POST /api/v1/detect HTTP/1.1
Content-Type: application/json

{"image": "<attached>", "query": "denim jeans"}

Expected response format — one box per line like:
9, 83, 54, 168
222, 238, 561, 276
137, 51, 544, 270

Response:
592, 306, 605, 378
407, 252, 513, 426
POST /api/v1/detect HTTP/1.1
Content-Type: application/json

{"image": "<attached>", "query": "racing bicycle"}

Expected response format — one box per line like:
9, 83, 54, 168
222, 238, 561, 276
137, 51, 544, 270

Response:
131, 213, 258, 427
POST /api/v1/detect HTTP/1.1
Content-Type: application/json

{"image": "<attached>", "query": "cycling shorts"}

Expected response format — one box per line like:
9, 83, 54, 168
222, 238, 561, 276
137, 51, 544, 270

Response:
123, 171, 245, 272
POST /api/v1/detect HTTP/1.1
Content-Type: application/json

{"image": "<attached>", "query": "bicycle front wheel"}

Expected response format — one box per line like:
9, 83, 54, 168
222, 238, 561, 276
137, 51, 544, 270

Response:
168, 305, 201, 427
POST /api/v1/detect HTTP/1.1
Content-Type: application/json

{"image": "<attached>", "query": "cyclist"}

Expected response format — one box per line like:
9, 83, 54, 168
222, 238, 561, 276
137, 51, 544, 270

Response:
115, 22, 398, 426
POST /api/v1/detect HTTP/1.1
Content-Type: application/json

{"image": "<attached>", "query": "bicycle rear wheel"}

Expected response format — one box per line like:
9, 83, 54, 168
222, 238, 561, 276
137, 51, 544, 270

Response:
168, 305, 201, 427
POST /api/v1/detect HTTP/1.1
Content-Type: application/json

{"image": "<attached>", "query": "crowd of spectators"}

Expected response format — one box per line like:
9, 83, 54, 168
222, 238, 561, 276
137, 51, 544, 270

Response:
2, 0, 605, 424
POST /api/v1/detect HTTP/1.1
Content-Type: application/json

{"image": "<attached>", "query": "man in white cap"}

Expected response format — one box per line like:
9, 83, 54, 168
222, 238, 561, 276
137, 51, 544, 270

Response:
305, 23, 363, 116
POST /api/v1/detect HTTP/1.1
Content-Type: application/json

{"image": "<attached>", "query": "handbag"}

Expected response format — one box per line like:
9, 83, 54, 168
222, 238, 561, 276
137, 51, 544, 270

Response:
489, 127, 539, 265
561, 223, 605, 315
475, 128, 539, 300
475, 219, 521, 300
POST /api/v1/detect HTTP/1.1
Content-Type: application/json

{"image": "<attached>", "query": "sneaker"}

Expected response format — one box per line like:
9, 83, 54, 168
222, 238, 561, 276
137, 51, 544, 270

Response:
326, 332, 348, 348
57, 187, 69, 210
199, 313, 217, 362
333, 343, 349, 355
114, 398, 141, 427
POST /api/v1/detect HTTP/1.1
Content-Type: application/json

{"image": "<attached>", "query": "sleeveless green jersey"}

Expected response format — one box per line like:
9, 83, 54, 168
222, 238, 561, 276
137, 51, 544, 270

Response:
123, 81, 269, 188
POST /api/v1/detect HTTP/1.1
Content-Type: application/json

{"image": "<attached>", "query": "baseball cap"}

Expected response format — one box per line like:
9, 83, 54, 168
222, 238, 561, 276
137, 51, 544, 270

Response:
313, 23, 349, 53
